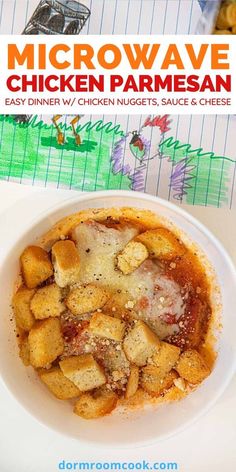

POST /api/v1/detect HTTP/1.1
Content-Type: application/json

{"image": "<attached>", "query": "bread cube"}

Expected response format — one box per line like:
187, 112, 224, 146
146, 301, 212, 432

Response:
125, 366, 139, 399
102, 292, 135, 322
136, 228, 185, 261
176, 349, 210, 384
30, 283, 65, 320
74, 389, 117, 419
152, 341, 181, 377
19, 336, 30, 366
66, 284, 108, 316
102, 345, 130, 374
28, 318, 64, 368
141, 366, 177, 396
59, 354, 106, 392
39, 367, 81, 400
20, 246, 53, 289
89, 312, 126, 342
13, 287, 35, 331
123, 321, 160, 366
51, 240, 80, 288
117, 241, 148, 275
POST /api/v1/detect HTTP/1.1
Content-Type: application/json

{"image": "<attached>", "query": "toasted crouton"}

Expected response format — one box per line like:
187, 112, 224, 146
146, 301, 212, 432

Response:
136, 228, 185, 261
19, 336, 30, 366
117, 241, 148, 275
89, 312, 126, 342
151, 341, 181, 377
66, 284, 108, 316
51, 240, 80, 288
28, 318, 64, 368
176, 349, 210, 384
102, 345, 130, 374
30, 283, 65, 320
13, 287, 35, 331
20, 246, 53, 289
39, 367, 81, 400
125, 366, 139, 399
141, 367, 178, 396
123, 321, 160, 366
74, 388, 118, 419
59, 354, 106, 392
102, 292, 135, 322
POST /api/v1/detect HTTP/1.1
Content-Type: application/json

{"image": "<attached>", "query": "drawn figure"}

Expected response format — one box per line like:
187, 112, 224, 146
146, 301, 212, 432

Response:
111, 115, 172, 192
129, 131, 146, 161
71, 115, 82, 145
52, 114, 65, 145
52, 114, 82, 145
23, 0, 91, 35
159, 135, 233, 206
169, 157, 196, 201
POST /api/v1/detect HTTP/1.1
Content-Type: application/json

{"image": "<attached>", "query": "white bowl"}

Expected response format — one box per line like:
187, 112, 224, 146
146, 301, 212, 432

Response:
0, 190, 235, 448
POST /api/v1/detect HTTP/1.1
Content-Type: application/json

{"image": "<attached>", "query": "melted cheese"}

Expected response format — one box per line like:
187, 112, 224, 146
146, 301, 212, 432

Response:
73, 221, 185, 339
136, 276, 185, 339
73, 221, 155, 298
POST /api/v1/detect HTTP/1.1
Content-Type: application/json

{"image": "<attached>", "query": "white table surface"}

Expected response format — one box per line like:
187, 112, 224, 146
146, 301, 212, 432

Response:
0, 181, 235, 472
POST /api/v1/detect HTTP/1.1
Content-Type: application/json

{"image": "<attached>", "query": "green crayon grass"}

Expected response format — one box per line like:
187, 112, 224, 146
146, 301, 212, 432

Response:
0, 115, 130, 191
159, 137, 232, 207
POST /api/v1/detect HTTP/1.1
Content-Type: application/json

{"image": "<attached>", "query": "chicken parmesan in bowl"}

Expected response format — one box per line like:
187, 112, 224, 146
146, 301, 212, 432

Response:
1, 191, 235, 445
13, 205, 215, 420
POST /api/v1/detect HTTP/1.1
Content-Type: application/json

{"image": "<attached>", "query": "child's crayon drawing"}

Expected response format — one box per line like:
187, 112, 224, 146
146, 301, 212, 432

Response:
111, 115, 171, 192
0, 114, 235, 209
0, 115, 129, 191
1, 1, 233, 209
168, 157, 196, 202
159, 136, 233, 206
